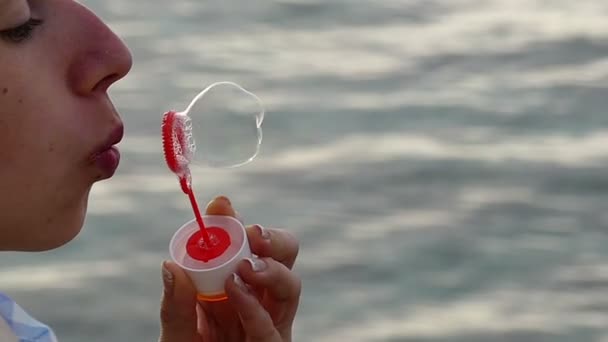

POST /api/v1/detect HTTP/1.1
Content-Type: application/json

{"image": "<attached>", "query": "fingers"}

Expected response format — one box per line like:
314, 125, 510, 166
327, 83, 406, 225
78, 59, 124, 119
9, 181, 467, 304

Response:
206, 196, 299, 270
246, 225, 300, 269
239, 257, 302, 303
225, 274, 282, 342
159, 261, 199, 342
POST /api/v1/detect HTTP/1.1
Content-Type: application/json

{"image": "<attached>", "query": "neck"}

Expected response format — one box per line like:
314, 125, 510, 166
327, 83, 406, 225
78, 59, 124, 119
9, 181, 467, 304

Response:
0, 316, 17, 342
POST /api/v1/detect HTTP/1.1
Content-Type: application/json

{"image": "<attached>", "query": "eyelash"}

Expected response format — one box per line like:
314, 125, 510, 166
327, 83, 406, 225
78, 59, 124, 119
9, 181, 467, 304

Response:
0, 18, 43, 43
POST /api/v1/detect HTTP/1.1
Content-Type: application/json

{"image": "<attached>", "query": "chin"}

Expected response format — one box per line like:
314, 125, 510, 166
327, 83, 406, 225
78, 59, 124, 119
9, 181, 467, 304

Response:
46, 220, 86, 250
23, 212, 87, 252
25, 193, 90, 252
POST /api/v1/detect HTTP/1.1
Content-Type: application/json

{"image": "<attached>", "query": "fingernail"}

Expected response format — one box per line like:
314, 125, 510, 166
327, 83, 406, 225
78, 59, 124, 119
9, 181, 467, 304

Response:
232, 273, 250, 293
162, 262, 174, 297
245, 257, 267, 272
254, 224, 270, 240
216, 196, 231, 206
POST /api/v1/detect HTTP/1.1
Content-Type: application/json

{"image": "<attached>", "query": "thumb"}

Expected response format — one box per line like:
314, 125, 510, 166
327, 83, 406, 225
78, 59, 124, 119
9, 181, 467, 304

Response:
159, 260, 199, 342
205, 195, 237, 217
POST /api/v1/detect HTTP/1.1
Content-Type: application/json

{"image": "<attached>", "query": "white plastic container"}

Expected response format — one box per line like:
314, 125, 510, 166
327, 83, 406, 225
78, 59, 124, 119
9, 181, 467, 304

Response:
169, 215, 252, 301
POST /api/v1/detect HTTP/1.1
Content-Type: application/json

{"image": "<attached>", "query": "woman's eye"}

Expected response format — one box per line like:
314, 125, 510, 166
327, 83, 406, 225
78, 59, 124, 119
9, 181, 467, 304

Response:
0, 18, 43, 43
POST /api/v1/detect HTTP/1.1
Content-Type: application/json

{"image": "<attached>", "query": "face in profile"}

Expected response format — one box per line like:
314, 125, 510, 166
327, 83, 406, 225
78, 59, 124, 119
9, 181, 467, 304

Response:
0, 0, 132, 251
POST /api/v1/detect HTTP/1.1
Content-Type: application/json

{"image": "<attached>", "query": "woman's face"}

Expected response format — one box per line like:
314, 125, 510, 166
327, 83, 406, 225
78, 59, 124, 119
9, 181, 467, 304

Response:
0, 0, 132, 251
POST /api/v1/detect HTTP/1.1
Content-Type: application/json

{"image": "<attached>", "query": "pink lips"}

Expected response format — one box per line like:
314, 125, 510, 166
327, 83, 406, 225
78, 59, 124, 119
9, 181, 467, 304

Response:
92, 125, 124, 176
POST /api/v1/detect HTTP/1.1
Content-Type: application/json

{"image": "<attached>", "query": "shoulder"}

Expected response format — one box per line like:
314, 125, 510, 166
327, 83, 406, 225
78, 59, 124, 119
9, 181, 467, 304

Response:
0, 293, 58, 342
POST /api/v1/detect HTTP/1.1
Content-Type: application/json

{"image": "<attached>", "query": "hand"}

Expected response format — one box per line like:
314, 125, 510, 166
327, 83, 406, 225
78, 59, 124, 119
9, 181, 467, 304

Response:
159, 196, 301, 342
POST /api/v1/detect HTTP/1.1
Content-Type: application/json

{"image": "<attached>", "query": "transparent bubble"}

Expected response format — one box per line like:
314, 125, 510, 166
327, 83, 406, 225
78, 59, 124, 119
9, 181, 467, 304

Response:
179, 81, 264, 168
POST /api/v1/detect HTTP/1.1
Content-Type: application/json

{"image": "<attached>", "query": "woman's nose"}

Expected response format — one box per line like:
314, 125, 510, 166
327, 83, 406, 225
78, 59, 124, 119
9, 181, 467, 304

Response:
67, 3, 133, 95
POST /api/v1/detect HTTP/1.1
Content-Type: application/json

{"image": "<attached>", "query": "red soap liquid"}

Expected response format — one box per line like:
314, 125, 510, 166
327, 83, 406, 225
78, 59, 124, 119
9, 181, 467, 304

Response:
186, 227, 231, 262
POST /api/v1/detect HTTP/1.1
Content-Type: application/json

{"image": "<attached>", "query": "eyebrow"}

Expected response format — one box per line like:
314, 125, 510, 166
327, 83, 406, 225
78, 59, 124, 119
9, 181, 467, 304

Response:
0, 0, 29, 29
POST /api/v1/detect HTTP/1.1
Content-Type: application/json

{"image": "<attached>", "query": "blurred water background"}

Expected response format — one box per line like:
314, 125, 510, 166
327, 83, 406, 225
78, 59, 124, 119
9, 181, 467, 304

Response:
2, 0, 608, 341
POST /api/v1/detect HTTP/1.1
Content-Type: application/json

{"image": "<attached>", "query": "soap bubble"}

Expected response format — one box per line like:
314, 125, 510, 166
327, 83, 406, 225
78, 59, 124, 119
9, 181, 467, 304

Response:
181, 81, 264, 168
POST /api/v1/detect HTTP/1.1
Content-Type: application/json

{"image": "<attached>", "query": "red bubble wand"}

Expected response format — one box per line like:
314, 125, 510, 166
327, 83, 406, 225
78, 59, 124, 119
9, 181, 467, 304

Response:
161, 110, 230, 262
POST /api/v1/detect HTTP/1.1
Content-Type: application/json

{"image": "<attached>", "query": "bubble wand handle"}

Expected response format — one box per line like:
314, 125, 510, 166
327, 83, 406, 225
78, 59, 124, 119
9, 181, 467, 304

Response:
183, 176, 211, 246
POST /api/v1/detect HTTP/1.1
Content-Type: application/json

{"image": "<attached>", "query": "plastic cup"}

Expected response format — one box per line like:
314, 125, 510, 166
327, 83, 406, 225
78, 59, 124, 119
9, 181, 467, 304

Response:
169, 215, 252, 301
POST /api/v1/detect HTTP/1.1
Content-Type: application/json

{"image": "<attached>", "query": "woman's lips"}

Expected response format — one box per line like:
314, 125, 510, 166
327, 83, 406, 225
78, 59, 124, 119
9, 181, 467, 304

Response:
91, 124, 123, 177
94, 146, 120, 176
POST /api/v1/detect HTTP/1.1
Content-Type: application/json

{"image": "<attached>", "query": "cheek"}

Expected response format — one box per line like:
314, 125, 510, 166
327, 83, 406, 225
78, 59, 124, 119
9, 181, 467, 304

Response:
0, 45, 72, 162
0, 100, 90, 251
0, 89, 28, 165
0, 89, 74, 194
0, 51, 99, 199
1, 79, 78, 156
